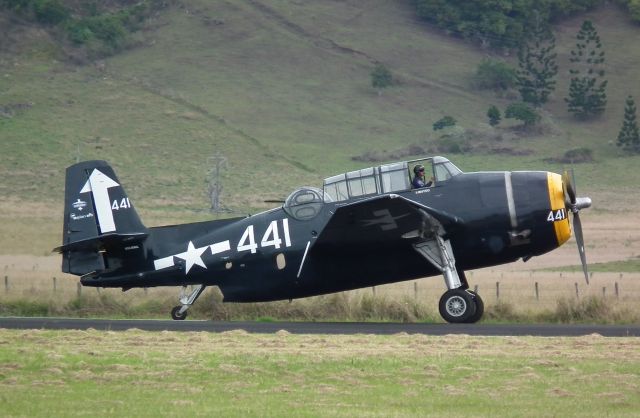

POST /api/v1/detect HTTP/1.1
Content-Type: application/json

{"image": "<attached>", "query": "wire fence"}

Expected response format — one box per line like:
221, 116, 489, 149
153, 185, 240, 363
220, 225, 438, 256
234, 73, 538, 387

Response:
352, 269, 640, 312
2, 260, 640, 314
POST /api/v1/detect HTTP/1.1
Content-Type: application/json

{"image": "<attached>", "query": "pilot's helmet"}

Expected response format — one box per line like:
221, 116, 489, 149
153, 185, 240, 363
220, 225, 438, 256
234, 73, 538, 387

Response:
414, 164, 425, 174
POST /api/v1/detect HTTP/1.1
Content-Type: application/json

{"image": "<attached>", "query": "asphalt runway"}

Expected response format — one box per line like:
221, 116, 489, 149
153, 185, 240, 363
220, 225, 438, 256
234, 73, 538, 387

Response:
1, 317, 639, 336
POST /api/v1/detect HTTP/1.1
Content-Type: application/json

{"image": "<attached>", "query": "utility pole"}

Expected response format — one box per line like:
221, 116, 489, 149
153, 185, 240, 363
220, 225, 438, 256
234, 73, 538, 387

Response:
207, 152, 228, 213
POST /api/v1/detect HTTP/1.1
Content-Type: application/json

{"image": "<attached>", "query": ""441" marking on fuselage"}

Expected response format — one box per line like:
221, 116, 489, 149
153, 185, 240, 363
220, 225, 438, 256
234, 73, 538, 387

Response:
236, 219, 292, 254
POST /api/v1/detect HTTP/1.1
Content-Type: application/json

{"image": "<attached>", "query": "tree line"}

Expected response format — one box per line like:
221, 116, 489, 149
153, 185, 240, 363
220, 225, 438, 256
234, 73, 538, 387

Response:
412, 0, 639, 50
0, 0, 167, 57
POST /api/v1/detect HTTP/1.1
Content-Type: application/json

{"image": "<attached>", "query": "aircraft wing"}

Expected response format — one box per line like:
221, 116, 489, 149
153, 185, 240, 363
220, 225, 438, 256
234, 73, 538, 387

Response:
313, 194, 463, 248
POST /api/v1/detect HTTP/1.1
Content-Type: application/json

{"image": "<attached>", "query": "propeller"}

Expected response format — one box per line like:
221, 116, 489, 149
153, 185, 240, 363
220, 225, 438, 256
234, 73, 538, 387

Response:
562, 169, 592, 285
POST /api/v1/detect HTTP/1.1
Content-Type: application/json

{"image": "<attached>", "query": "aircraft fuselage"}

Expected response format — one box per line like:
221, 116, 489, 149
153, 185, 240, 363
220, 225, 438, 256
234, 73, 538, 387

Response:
80, 170, 569, 303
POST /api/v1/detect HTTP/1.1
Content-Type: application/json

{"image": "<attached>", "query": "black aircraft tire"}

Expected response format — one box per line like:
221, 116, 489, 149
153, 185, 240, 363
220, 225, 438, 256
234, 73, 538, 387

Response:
464, 291, 485, 324
439, 289, 476, 324
171, 306, 188, 321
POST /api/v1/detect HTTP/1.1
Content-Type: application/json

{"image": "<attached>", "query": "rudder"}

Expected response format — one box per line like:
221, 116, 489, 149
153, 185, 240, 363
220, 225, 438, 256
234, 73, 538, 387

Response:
57, 160, 147, 275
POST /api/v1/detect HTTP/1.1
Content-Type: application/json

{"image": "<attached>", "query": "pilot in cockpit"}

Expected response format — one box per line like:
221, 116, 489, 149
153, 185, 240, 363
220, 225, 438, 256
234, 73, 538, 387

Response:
412, 164, 434, 188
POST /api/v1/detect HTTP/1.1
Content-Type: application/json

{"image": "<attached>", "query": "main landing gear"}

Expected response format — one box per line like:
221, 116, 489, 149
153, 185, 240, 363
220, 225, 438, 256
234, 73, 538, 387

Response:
438, 287, 484, 324
411, 216, 484, 323
171, 285, 206, 320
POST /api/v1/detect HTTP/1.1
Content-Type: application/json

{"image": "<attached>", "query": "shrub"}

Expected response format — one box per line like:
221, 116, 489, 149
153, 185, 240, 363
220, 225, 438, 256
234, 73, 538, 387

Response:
505, 102, 540, 127
484, 301, 522, 322
0, 0, 34, 13
487, 105, 501, 126
87, 15, 127, 48
433, 115, 457, 130
473, 59, 517, 90
555, 296, 612, 323
562, 147, 594, 163
33, 0, 69, 24
370, 63, 393, 94
65, 14, 128, 51
0, 299, 50, 316
434, 137, 468, 154
65, 20, 93, 44
630, 0, 640, 22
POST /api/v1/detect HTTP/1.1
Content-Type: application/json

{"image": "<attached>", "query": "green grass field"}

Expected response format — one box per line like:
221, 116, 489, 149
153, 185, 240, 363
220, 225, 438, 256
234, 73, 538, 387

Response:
0, 329, 639, 417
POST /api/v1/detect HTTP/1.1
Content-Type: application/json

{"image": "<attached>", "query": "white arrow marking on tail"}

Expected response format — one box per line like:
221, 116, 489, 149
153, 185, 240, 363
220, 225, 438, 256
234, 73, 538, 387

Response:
80, 169, 120, 233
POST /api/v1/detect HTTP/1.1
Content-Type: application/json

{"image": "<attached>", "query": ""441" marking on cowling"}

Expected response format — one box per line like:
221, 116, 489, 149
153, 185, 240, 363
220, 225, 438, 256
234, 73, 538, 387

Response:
547, 208, 566, 222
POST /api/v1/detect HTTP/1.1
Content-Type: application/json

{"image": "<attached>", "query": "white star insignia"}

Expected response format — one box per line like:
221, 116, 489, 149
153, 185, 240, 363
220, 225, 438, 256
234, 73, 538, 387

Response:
175, 241, 208, 274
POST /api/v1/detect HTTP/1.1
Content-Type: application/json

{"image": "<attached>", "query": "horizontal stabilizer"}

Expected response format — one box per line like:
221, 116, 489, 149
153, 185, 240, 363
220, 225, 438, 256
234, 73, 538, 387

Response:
54, 232, 148, 253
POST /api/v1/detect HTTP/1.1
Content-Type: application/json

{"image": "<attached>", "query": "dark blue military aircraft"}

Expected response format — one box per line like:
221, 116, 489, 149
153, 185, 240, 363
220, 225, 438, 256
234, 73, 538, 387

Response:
56, 157, 591, 323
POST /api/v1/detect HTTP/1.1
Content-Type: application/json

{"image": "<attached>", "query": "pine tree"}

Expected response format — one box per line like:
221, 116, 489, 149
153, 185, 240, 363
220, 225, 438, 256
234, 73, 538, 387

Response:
516, 12, 558, 107
487, 105, 501, 126
617, 95, 640, 152
565, 20, 607, 118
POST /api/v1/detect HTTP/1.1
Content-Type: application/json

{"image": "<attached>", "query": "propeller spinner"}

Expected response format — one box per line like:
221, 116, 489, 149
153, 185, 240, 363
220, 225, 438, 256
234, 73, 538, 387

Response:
562, 170, 592, 284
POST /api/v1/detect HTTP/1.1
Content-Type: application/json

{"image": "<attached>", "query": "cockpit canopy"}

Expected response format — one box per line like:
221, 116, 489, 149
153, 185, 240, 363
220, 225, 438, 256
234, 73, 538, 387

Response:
323, 156, 462, 203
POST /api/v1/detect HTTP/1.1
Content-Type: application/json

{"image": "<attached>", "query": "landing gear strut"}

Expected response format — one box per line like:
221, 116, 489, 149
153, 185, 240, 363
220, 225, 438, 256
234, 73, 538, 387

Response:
410, 210, 484, 323
171, 285, 206, 320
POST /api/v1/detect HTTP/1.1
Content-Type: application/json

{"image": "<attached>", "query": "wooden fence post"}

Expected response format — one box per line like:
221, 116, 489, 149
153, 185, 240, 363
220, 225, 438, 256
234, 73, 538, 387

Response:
535, 282, 539, 301
4, 276, 8, 293
574, 282, 579, 300
496, 282, 500, 300
413, 282, 418, 300
615, 282, 619, 300
372, 286, 376, 296
77, 282, 82, 298
52, 277, 57, 293
602, 287, 606, 298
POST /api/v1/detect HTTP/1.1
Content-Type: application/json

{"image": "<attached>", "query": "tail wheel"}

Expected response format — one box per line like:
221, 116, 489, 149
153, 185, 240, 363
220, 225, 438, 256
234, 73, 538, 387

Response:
439, 289, 476, 323
171, 306, 187, 320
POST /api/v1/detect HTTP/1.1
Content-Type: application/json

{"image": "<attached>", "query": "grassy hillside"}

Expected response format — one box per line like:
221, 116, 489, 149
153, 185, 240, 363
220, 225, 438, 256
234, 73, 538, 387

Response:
1, 0, 639, 255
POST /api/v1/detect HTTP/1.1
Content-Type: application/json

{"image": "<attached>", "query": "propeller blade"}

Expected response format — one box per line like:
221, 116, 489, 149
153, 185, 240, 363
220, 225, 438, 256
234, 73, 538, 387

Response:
563, 170, 576, 204
572, 211, 590, 285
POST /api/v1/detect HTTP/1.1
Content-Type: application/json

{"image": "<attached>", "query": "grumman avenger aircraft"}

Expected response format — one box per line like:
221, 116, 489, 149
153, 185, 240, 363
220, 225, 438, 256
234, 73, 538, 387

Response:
56, 157, 591, 323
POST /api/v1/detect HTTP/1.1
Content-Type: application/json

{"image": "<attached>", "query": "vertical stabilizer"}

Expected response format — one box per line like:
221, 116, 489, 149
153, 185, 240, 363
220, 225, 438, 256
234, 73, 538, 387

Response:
58, 160, 147, 275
